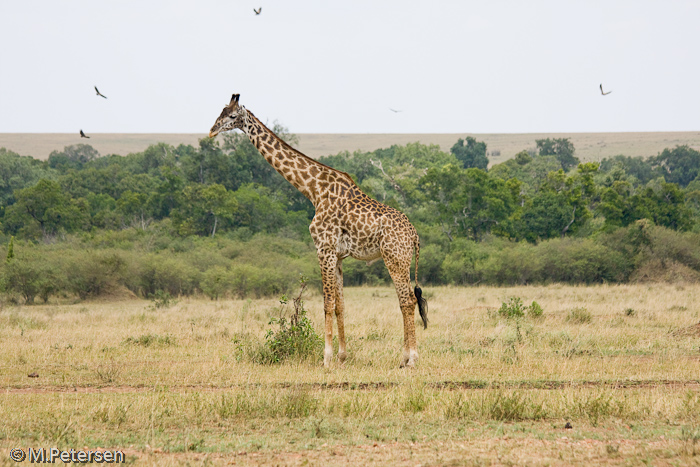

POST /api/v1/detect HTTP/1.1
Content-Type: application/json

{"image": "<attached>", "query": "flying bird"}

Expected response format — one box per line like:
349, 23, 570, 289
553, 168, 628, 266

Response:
80, 129, 90, 139
389, 108, 403, 113
599, 84, 612, 96
94, 86, 107, 99
254, 7, 261, 15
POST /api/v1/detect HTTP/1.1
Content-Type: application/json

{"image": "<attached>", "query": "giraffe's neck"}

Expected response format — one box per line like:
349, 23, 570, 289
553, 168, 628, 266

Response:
243, 111, 353, 207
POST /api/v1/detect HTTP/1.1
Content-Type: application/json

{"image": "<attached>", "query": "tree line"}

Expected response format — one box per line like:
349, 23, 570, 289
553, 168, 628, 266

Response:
2, 128, 700, 301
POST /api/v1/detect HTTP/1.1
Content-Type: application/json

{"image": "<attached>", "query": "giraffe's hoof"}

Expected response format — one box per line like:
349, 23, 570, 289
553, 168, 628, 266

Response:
323, 348, 333, 368
337, 351, 347, 364
400, 350, 418, 368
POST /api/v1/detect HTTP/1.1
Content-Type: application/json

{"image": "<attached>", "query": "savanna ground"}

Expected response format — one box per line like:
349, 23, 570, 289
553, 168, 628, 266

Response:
2, 131, 700, 162
2, 284, 700, 466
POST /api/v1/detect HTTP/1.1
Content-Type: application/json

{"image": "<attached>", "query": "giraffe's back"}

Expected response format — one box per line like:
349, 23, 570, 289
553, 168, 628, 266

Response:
332, 193, 416, 263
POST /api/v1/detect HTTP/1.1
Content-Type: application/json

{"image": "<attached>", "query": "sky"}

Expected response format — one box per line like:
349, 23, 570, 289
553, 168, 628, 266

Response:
1, 0, 699, 134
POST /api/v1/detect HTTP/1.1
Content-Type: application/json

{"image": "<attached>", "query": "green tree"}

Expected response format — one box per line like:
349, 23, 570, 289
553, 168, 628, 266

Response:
536, 138, 579, 171
173, 183, 238, 237
47, 144, 100, 172
450, 137, 488, 170
0, 148, 55, 207
652, 145, 700, 187
421, 165, 517, 240
3, 179, 86, 239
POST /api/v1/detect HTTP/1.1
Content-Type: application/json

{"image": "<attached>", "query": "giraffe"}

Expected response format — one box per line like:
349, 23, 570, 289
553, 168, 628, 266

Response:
209, 94, 428, 368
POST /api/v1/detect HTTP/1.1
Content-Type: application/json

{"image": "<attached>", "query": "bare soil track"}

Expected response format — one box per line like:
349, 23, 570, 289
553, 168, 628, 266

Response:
7, 379, 700, 394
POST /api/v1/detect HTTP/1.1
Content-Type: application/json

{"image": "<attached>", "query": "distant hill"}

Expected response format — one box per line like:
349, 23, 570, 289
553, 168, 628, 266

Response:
1, 131, 699, 164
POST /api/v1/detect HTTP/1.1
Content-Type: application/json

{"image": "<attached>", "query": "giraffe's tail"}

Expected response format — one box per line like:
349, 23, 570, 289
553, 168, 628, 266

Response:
414, 235, 428, 329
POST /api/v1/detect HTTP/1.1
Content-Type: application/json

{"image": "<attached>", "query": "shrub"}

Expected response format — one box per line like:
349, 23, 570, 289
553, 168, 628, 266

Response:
1, 250, 62, 304
528, 301, 544, 318
201, 266, 230, 299
133, 254, 199, 297
498, 297, 525, 319
256, 276, 323, 364
64, 250, 126, 299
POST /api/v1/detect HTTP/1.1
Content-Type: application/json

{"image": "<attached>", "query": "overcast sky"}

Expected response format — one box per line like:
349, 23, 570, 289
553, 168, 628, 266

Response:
1, 1, 699, 134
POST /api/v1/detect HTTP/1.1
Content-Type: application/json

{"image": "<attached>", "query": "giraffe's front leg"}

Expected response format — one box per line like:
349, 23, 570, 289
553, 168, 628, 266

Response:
335, 261, 347, 364
317, 250, 337, 368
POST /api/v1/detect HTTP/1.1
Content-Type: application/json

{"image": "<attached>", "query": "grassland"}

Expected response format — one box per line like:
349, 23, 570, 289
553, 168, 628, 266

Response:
2, 131, 700, 162
2, 284, 700, 466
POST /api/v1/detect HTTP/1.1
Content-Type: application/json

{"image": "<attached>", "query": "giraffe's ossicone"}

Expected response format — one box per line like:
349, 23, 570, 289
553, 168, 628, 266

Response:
209, 94, 428, 368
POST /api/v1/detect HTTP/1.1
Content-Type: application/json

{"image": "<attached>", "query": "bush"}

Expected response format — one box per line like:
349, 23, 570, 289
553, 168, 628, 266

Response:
498, 297, 543, 320
64, 250, 126, 299
498, 297, 525, 319
528, 301, 544, 318
201, 266, 230, 299
256, 277, 323, 364
132, 254, 200, 297
1, 250, 62, 304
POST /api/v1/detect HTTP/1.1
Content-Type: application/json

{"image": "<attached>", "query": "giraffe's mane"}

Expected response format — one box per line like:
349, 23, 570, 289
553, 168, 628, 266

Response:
249, 112, 357, 186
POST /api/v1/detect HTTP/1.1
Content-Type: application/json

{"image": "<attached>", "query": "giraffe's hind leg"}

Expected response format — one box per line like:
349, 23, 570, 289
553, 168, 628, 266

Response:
385, 258, 418, 368
335, 261, 347, 363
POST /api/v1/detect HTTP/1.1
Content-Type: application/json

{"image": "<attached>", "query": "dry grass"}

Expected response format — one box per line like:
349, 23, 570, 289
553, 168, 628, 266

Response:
2, 284, 700, 466
2, 131, 700, 162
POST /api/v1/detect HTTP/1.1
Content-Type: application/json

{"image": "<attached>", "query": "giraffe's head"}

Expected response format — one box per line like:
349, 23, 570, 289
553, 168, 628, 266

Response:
208, 94, 249, 138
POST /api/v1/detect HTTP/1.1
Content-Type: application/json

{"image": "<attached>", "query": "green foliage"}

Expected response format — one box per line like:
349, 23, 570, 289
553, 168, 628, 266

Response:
1, 250, 58, 304
528, 301, 544, 318
653, 145, 700, 187
0, 148, 54, 206
4, 131, 700, 295
257, 277, 323, 364
149, 290, 177, 309
498, 297, 525, 319
5, 236, 14, 263
497, 298, 542, 320
3, 179, 87, 239
201, 266, 230, 300
450, 137, 488, 170
536, 138, 580, 171
48, 144, 100, 172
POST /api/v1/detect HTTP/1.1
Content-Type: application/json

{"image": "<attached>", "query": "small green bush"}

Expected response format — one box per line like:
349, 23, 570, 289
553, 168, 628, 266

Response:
498, 297, 526, 319
256, 276, 323, 364
498, 298, 544, 320
528, 301, 544, 318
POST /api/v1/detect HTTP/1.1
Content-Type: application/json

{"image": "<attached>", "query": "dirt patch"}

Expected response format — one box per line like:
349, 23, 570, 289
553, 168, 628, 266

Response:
6, 379, 700, 395
46, 437, 690, 467
672, 322, 700, 338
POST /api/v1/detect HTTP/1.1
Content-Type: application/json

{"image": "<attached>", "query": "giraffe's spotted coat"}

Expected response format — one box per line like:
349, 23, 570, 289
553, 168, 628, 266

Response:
209, 94, 428, 368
